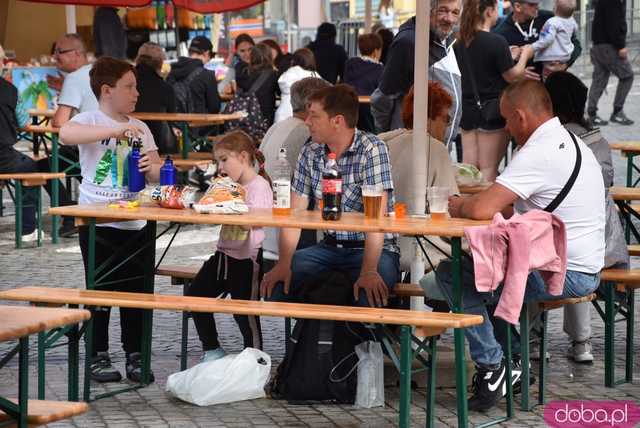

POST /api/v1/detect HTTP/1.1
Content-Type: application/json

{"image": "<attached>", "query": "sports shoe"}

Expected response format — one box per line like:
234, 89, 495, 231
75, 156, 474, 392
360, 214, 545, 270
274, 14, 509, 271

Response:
588, 114, 608, 127
468, 359, 522, 412
21, 230, 49, 242
567, 340, 594, 364
610, 111, 634, 126
529, 340, 551, 361
202, 347, 226, 363
126, 352, 155, 383
512, 357, 536, 395
90, 352, 122, 383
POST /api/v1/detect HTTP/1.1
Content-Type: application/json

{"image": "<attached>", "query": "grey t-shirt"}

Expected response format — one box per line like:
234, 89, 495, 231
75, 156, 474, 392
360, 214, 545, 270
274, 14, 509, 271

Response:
58, 64, 99, 113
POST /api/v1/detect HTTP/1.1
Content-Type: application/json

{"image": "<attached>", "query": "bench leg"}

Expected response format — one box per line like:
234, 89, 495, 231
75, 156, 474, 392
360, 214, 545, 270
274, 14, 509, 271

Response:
36, 185, 42, 247
451, 238, 469, 428
18, 337, 29, 428
180, 280, 190, 371
426, 336, 437, 428
0, 185, 4, 217
538, 310, 548, 405
51, 134, 59, 245
520, 305, 530, 411
625, 288, 635, 383
83, 218, 96, 401
68, 322, 80, 401
140, 221, 157, 385
604, 281, 615, 387
38, 331, 45, 399
15, 180, 22, 249
398, 325, 411, 428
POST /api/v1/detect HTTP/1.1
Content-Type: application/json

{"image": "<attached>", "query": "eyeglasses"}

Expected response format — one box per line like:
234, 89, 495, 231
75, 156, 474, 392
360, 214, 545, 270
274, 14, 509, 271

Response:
54, 48, 77, 56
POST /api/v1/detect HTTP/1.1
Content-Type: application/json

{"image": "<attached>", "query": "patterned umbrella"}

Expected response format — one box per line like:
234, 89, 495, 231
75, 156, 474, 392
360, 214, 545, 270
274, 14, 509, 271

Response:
18, 0, 264, 13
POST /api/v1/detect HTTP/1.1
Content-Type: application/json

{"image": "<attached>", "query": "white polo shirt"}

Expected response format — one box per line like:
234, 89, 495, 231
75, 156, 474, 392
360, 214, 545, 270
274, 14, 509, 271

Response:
496, 117, 605, 274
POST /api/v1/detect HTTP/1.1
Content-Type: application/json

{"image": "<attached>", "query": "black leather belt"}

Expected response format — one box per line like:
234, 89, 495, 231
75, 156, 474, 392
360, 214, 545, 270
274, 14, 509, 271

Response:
322, 235, 366, 249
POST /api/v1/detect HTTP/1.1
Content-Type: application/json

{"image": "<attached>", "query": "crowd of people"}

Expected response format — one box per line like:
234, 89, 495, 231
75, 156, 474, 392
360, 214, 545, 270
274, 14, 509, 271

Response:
0, 0, 634, 413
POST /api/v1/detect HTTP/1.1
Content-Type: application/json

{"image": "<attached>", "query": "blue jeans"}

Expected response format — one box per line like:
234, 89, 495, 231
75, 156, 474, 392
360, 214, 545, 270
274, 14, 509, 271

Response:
436, 259, 600, 367
268, 242, 400, 307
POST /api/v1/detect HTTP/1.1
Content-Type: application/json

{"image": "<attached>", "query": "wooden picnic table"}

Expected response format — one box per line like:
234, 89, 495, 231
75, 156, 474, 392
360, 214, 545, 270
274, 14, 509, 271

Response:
0, 306, 90, 427
611, 141, 640, 187
49, 202, 487, 428
28, 109, 55, 119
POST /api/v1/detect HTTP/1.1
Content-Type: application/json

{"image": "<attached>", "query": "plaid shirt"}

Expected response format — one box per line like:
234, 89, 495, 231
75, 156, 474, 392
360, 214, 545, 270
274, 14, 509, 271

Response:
292, 129, 399, 252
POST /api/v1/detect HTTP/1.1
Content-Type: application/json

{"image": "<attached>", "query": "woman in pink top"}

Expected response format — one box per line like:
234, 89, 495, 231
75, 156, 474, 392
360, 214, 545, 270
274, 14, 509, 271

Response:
187, 130, 273, 362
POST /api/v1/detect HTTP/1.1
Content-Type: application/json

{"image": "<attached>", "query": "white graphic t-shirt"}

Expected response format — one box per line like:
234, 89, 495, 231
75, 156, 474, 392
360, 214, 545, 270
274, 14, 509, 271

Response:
68, 110, 158, 230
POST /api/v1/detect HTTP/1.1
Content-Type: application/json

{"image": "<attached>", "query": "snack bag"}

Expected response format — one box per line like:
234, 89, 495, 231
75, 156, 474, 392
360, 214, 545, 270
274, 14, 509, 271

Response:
193, 177, 249, 214
138, 185, 198, 209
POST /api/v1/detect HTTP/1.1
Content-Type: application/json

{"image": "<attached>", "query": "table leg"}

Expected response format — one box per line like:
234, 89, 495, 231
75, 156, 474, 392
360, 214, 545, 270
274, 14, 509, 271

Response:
398, 325, 411, 428
15, 180, 22, 249
604, 281, 615, 387
37, 331, 45, 399
451, 237, 469, 428
625, 288, 634, 383
180, 280, 190, 371
51, 134, 59, 244
520, 305, 530, 411
18, 337, 29, 428
141, 221, 157, 384
68, 322, 80, 401
36, 185, 42, 247
181, 124, 190, 159
83, 218, 96, 401
426, 336, 437, 428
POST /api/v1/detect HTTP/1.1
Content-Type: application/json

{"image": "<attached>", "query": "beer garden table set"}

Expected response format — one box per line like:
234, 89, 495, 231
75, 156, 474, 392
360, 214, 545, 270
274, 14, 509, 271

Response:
39, 201, 491, 428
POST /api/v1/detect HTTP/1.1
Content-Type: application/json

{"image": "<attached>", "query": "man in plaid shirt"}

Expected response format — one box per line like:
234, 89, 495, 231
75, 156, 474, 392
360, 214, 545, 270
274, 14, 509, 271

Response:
261, 84, 400, 307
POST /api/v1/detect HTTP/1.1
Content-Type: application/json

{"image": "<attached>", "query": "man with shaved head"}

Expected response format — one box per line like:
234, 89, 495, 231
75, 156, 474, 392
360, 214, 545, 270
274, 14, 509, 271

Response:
436, 80, 605, 412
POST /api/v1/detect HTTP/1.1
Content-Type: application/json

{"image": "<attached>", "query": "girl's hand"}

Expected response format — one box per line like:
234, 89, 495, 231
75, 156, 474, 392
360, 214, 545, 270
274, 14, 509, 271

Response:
112, 124, 144, 140
138, 152, 155, 173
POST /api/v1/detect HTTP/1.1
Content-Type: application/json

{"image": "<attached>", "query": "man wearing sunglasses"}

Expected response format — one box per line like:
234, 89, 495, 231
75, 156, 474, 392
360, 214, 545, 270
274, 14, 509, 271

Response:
493, 0, 582, 79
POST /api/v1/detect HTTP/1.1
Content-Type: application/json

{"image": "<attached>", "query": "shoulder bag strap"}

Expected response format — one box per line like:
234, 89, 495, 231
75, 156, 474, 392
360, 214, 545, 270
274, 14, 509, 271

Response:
544, 131, 582, 213
248, 70, 272, 94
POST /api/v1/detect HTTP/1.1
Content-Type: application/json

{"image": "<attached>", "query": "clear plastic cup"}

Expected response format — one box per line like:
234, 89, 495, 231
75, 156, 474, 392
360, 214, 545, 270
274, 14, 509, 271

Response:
427, 187, 449, 221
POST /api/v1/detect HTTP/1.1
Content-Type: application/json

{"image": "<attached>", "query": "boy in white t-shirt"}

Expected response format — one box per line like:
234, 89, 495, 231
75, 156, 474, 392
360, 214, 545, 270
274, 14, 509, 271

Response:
60, 57, 161, 384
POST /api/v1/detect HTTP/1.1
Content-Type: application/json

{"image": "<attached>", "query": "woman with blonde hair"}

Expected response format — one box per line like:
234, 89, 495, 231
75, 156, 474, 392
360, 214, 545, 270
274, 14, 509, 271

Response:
457, 0, 533, 182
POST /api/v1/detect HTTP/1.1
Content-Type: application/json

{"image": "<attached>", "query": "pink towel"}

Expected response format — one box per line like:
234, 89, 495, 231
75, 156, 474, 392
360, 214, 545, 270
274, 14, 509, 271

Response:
464, 210, 567, 324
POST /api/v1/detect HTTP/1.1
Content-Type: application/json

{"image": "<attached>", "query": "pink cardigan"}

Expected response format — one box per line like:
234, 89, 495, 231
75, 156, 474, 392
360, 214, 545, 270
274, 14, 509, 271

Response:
463, 210, 567, 324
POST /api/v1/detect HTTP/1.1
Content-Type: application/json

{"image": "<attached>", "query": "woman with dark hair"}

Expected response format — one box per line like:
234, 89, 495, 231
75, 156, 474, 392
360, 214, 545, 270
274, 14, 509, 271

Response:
543, 71, 628, 364
260, 39, 292, 76
307, 22, 348, 84
456, 0, 532, 182
274, 48, 319, 123
134, 42, 177, 154
376, 28, 394, 65
220, 33, 255, 95
236, 43, 279, 126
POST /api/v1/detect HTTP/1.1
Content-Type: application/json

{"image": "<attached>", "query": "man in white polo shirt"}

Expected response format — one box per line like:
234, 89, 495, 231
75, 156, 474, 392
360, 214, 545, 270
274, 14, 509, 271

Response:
438, 79, 605, 412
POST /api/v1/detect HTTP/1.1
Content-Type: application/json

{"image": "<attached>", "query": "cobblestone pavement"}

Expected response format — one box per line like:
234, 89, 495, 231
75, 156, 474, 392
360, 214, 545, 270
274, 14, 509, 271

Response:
0, 78, 639, 427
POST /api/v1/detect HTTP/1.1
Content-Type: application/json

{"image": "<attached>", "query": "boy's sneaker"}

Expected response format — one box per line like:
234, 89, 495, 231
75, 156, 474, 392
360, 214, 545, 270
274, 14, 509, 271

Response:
468, 359, 522, 412
588, 114, 608, 127
610, 111, 634, 125
529, 341, 551, 361
567, 340, 594, 364
202, 347, 226, 363
90, 352, 122, 383
512, 357, 536, 395
126, 352, 155, 383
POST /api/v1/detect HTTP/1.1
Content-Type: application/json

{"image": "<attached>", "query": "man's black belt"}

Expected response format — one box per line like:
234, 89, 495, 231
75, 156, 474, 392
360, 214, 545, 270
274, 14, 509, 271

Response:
322, 235, 366, 249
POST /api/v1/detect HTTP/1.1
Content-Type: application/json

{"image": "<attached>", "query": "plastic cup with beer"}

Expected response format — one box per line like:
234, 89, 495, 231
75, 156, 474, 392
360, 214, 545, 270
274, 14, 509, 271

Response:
427, 187, 449, 221
362, 184, 384, 219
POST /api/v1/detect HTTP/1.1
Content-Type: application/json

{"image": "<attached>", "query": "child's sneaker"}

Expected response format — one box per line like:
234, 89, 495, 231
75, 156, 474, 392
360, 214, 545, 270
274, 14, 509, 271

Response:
90, 352, 122, 383
126, 352, 155, 383
202, 347, 226, 362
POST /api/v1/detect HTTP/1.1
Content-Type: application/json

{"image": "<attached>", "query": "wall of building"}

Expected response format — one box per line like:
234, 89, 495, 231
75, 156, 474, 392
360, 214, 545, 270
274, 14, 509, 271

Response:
1, 1, 94, 62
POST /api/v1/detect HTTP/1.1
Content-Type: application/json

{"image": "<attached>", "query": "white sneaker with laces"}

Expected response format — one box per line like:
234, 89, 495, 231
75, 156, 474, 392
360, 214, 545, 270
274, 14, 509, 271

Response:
567, 340, 593, 363
21, 230, 49, 242
202, 347, 226, 363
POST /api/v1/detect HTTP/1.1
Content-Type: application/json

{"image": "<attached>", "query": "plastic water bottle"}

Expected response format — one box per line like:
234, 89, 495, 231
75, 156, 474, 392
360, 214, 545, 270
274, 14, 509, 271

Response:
127, 137, 145, 192
322, 153, 342, 221
160, 156, 177, 185
272, 147, 291, 216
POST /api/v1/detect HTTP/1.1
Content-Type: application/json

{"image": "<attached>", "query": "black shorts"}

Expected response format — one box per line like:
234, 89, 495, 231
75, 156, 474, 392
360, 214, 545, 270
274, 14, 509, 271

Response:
460, 99, 505, 131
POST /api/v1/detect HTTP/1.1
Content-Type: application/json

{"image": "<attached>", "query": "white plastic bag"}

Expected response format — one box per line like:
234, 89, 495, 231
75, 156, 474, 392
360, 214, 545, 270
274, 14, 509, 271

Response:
355, 341, 384, 408
166, 348, 271, 406
454, 163, 484, 186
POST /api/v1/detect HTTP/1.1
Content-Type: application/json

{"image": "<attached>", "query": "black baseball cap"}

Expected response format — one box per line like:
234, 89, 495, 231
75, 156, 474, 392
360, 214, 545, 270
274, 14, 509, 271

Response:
189, 36, 213, 55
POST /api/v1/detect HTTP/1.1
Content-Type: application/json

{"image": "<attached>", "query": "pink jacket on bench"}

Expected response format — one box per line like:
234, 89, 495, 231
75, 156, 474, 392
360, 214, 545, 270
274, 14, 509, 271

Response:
463, 210, 567, 324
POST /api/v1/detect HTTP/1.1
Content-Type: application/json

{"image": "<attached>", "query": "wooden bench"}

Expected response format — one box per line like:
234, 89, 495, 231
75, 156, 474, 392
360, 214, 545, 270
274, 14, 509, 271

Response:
0, 172, 66, 248
610, 142, 640, 187
0, 286, 482, 426
0, 399, 87, 427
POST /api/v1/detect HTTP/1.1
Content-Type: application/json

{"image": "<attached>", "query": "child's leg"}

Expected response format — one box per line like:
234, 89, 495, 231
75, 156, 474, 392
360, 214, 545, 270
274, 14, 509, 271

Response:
186, 252, 227, 351
227, 256, 262, 350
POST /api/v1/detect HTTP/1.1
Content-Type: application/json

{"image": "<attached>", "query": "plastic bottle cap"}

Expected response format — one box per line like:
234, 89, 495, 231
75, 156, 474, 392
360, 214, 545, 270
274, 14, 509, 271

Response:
328, 153, 336, 159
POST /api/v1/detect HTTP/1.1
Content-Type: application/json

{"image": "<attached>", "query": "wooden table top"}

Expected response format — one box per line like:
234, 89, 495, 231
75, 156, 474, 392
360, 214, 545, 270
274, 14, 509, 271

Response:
0, 287, 484, 329
0, 172, 65, 181
131, 112, 244, 123
21, 124, 59, 134
28, 109, 55, 118
610, 141, 640, 153
610, 186, 640, 201
0, 306, 90, 342
49, 204, 488, 237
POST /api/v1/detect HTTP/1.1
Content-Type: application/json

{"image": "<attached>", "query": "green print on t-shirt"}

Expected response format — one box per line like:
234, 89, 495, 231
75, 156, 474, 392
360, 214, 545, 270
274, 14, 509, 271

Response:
94, 149, 113, 185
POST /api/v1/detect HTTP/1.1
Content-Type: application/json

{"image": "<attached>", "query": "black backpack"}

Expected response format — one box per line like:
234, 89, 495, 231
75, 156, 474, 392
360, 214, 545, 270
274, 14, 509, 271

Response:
269, 271, 363, 404
173, 67, 204, 113
222, 70, 271, 141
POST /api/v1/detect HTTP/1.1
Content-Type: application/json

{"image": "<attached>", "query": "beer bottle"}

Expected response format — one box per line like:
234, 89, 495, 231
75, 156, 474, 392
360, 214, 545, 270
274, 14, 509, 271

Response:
322, 153, 342, 221
272, 147, 291, 215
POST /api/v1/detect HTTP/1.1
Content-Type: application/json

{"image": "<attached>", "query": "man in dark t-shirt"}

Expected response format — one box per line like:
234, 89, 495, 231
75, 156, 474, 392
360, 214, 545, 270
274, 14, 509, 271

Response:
493, 0, 581, 78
